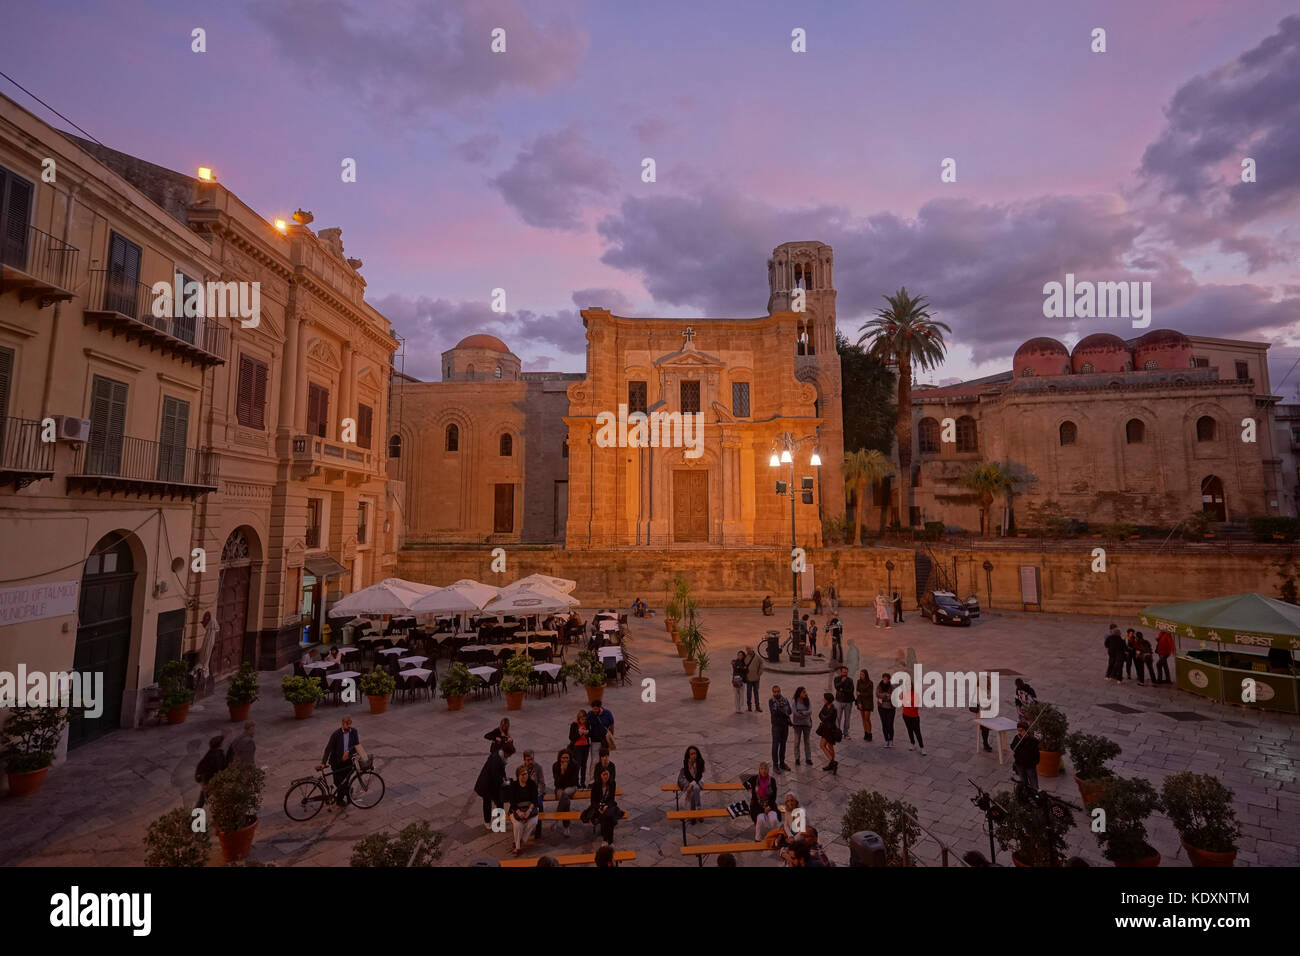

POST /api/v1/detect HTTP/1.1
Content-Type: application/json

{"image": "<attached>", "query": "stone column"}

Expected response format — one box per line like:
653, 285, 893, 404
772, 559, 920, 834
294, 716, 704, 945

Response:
294, 318, 310, 433
339, 341, 353, 443
279, 308, 299, 431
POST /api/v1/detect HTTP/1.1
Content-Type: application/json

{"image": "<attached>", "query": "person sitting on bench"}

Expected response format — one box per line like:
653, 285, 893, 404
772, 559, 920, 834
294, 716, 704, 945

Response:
582, 768, 621, 844
631, 598, 647, 618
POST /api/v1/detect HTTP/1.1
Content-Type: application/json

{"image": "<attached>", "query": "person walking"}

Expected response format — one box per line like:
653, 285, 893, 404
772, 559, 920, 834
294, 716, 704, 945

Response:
731, 650, 747, 713
791, 687, 813, 766
833, 666, 855, 739
194, 734, 226, 809
900, 685, 925, 755
812, 586, 824, 616
874, 589, 892, 629
552, 749, 580, 837
1104, 624, 1125, 682
828, 615, 844, 662
1155, 630, 1174, 685
855, 669, 874, 741
319, 715, 361, 808
473, 741, 513, 829
225, 720, 256, 766
876, 674, 897, 747
1011, 720, 1040, 794
1135, 632, 1155, 687
568, 711, 591, 787
892, 590, 904, 624
745, 648, 764, 712
677, 745, 706, 819
769, 685, 792, 772
816, 692, 840, 774
828, 583, 839, 612
586, 700, 615, 753
504, 764, 539, 856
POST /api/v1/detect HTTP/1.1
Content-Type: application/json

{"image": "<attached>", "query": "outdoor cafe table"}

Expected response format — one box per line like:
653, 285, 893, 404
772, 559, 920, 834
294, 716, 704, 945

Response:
598, 647, 624, 662
302, 661, 334, 674
378, 647, 406, 659
533, 662, 562, 677
360, 634, 400, 645
468, 666, 497, 680
974, 716, 1020, 764
325, 671, 360, 698
399, 667, 433, 681
460, 644, 491, 653
337, 646, 360, 658
599, 620, 619, 633
399, 655, 428, 667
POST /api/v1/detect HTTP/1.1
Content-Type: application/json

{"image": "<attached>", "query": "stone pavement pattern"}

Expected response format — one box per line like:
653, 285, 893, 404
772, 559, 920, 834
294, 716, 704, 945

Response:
1, 608, 1296, 867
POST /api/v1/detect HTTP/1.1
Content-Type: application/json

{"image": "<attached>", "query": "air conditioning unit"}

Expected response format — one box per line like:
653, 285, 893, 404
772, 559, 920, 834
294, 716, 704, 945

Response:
53, 415, 91, 443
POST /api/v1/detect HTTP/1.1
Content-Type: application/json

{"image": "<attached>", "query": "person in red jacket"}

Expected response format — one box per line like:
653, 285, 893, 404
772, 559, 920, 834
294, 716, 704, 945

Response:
1154, 631, 1175, 685
900, 688, 925, 755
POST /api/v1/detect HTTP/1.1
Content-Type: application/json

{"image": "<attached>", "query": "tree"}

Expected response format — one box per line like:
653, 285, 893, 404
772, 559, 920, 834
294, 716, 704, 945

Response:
959, 461, 1020, 536
843, 449, 893, 544
857, 289, 950, 527
837, 331, 896, 456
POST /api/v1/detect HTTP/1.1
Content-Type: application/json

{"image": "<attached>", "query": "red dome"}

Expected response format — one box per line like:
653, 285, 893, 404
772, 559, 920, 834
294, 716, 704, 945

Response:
1071, 333, 1132, 374
454, 333, 510, 352
1132, 329, 1192, 372
1013, 337, 1070, 378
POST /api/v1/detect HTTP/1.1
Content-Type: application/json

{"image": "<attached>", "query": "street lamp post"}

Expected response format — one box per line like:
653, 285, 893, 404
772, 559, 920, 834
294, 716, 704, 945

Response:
885, 559, 895, 596
770, 431, 822, 667
983, 560, 994, 611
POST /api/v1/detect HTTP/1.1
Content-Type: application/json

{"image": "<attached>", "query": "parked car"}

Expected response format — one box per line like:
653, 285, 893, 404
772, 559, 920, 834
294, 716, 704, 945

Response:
964, 595, 981, 618
920, 590, 972, 627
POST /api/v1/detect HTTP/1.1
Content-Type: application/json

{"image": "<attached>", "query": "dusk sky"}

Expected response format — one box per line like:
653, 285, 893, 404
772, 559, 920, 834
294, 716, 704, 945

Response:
3, 0, 1298, 391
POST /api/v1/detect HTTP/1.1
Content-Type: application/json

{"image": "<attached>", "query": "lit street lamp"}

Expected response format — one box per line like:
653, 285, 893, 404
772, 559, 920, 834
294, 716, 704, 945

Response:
770, 431, 822, 667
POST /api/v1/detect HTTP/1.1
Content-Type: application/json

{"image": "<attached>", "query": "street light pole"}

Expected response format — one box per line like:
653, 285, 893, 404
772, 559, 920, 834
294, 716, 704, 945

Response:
771, 431, 821, 667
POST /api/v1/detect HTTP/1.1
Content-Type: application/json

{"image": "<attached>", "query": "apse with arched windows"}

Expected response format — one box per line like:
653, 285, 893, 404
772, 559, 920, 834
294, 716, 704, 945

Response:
445, 423, 459, 452
1196, 415, 1216, 442
796, 318, 816, 356
1059, 421, 1077, 446
499, 433, 512, 456
1125, 418, 1145, 444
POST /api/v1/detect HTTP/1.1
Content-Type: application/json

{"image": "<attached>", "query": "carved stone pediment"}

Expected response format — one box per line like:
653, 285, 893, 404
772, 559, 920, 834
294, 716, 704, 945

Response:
307, 338, 340, 368
357, 366, 381, 392
655, 348, 725, 369
711, 401, 736, 424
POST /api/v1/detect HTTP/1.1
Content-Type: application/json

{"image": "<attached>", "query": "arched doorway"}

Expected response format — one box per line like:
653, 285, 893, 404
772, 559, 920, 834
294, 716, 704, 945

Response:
71, 532, 136, 749
214, 528, 254, 677
1200, 475, 1226, 521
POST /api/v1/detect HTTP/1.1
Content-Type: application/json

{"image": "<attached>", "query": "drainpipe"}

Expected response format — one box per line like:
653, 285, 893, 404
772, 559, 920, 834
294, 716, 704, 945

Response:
587, 427, 594, 548
41, 180, 83, 412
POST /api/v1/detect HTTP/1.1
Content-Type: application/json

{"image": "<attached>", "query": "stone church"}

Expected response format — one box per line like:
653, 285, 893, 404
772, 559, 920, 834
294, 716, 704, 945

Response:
390, 241, 845, 549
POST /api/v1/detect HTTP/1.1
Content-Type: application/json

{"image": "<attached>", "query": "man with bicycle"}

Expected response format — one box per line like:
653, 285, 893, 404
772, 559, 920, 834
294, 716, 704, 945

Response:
318, 715, 360, 809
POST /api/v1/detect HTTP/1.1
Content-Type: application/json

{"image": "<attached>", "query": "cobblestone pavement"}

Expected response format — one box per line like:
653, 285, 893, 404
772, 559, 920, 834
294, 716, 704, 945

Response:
2, 607, 1296, 867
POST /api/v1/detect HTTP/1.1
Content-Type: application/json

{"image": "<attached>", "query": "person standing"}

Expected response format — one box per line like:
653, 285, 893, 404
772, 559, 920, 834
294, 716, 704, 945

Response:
1104, 624, 1125, 682
876, 674, 896, 748
1135, 632, 1155, 687
900, 685, 925, 755
845, 640, 861, 687
828, 583, 839, 612
769, 686, 792, 772
552, 749, 580, 837
194, 734, 226, 809
855, 669, 874, 741
745, 648, 764, 712
1013, 678, 1037, 718
1011, 721, 1040, 793
812, 586, 824, 615
874, 589, 892, 629
677, 745, 706, 818
586, 700, 615, 753
505, 764, 539, 856
833, 666, 856, 739
484, 717, 512, 754
568, 711, 591, 787
319, 715, 361, 808
828, 616, 844, 663
1155, 629, 1174, 685
892, 590, 904, 624
225, 721, 257, 766
521, 749, 547, 838
816, 693, 840, 774
473, 741, 513, 828
731, 651, 747, 713
1124, 628, 1138, 681
791, 687, 813, 766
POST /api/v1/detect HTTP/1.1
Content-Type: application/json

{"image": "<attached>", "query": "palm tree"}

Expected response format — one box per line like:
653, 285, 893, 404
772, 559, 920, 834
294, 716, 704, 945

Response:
958, 461, 1020, 536
857, 289, 950, 527
843, 449, 894, 545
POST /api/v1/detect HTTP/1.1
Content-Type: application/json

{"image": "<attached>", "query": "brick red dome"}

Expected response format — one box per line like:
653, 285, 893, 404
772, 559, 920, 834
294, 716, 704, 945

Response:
1132, 328, 1192, 371
1013, 337, 1070, 378
1071, 333, 1132, 374
454, 333, 510, 352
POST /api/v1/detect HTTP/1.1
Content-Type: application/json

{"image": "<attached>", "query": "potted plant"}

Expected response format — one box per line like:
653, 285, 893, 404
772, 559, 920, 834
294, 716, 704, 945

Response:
359, 669, 396, 714
439, 662, 475, 710
679, 625, 701, 674
205, 761, 265, 863
226, 662, 260, 721
839, 790, 922, 866
281, 674, 324, 719
1161, 771, 1241, 867
1, 706, 69, 797
1023, 702, 1068, 777
144, 806, 212, 867
1094, 776, 1162, 866
159, 659, 194, 724
501, 653, 534, 711
992, 788, 1076, 866
690, 650, 712, 700
570, 650, 607, 703
1066, 732, 1121, 807
350, 821, 446, 867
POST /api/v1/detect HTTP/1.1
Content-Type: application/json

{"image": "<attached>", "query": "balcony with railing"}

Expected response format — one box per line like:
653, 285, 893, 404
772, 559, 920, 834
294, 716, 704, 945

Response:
0, 417, 56, 489
0, 225, 78, 307
83, 270, 228, 367
290, 433, 374, 485
69, 435, 219, 499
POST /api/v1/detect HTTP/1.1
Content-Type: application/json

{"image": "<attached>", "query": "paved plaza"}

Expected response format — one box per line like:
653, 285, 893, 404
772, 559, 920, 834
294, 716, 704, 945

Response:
2, 606, 1296, 867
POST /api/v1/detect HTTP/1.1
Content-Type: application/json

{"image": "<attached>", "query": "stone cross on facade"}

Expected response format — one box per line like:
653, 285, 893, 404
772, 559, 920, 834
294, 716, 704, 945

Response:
681, 326, 696, 348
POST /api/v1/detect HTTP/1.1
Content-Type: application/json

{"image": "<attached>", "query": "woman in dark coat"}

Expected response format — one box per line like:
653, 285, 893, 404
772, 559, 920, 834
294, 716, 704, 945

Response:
855, 669, 874, 742
746, 762, 780, 841
568, 711, 591, 787
504, 764, 539, 855
485, 718, 512, 754
816, 692, 839, 774
677, 745, 706, 818
473, 741, 514, 827
583, 767, 621, 844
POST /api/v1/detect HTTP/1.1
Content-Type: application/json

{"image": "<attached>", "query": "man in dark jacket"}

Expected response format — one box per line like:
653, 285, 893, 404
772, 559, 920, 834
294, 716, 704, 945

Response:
833, 667, 856, 738
586, 701, 614, 750
195, 734, 226, 809
317, 716, 359, 808
1010, 720, 1040, 793
769, 686, 792, 772
473, 741, 514, 829
1104, 624, 1125, 682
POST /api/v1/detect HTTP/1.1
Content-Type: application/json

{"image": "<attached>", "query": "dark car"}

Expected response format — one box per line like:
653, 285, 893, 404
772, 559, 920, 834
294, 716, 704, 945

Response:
964, 595, 981, 619
920, 590, 972, 626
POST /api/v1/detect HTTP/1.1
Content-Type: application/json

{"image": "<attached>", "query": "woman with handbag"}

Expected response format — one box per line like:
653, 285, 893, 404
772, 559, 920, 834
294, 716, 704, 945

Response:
816, 692, 840, 774
746, 763, 781, 840
791, 687, 814, 766
568, 711, 591, 787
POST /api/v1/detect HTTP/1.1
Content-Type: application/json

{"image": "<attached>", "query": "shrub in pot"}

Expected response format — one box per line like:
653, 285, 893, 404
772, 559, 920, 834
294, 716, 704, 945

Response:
1066, 732, 1121, 806
350, 821, 446, 867
690, 651, 712, 700
205, 761, 265, 863
501, 653, 534, 710
1094, 776, 1163, 866
359, 669, 396, 714
1161, 771, 1241, 867
439, 662, 475, 710
839, 790, 922, 866
144, 806, 212, 867
159, 659, 195, 724
225, 662, 260, 721
569, 650, 607, 703
281, 674, 324, 718
1023, 702, 1068, 776
1, 706, 70, 797
992, 788, 1076, 866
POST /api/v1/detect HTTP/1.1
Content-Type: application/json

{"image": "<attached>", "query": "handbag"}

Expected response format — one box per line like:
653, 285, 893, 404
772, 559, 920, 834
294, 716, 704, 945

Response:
605, 732, 616, 752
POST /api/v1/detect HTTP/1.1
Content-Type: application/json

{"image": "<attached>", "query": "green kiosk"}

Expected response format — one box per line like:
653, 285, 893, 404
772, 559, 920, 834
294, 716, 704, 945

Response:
1138, 593, 1300, 714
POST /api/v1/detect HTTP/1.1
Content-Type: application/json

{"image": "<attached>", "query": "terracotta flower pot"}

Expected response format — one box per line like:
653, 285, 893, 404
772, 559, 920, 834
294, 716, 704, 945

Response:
505, 691, 524, 711
1075, 775, 1106, 807
166, 703, 191, 725
5, 766, 50, 797
1113, 845, 1161, 867
228, 703, 252, 722
675, 643, 690, 659
216, 818, 258, 863
584, 683, 606, 704
1037, 750, 1063, 777
682, 659, 697, 676
689, 677, 710, 700
1181, 839, 1236, 867
445, 695, 465, 711
293, 702, 315, 719
367, 695, 388, 715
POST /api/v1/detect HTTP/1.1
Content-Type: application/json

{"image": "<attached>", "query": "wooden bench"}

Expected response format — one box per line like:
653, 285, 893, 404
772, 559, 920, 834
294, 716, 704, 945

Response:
544, 789, 622, 802
666, 808, 734, 843
680, 842, 770, 867
661, 781, 747, 809
500, 850, 636, 868
537, 811, 629, 821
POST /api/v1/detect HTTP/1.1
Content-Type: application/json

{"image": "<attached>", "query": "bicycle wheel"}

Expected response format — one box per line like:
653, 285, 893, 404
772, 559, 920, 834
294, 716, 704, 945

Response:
349, 770, 385, 809
284, 779, 329, 821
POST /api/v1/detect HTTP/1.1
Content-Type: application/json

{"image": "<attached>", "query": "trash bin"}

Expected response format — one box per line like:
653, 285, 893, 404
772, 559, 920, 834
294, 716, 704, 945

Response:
763, 631, 781, 662
849, 831, 887, 867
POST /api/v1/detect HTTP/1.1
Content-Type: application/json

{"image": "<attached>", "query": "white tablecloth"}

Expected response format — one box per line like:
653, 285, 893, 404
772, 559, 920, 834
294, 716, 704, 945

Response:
468, 666, 497, 680
597, 647, 623, 661
378, 647, 405, 657
400, 668, 432, 681
302, 661, 333, 673
399, 656, 428, 666
599, 620, 619, 632
328, 670, 360, 685
533, 663, 562, 677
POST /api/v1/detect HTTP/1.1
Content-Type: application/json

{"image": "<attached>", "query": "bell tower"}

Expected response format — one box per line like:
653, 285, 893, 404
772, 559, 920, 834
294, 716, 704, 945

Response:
767, 241, 846, 526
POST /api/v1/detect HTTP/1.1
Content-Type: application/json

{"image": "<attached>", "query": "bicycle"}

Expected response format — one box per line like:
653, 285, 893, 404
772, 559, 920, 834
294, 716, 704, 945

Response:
756, 626, 804, 662
284, 758, 385, 821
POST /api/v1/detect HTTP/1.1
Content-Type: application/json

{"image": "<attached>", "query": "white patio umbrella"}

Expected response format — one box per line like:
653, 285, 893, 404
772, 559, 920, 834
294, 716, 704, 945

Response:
513, 573, 577, 594
329, 577, 438, 617
408, 578, 501, 615
482, 581, 581, 616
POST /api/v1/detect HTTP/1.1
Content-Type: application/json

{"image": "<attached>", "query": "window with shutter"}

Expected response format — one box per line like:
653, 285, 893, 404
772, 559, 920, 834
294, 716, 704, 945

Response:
680, 380, 700, 414
236, 355, 267, 429
731, 382, 750, 417
357, 403, 373, 449
157, 397, 190, 482
0, 166, 34, 270
627, 381, 647, 414
106, 233, 142, 317
0, 347, 12, 421
89, 375, 127, 475
307, 384, 329, 437
173, 271, 199, 342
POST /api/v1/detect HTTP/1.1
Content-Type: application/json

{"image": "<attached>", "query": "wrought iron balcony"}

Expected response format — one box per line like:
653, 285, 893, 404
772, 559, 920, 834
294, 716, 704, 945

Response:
69, 435, 219, 498
83, 270, 228, 367
290, 434, 374, 485
0, 417, 55, 488
0, 225, 78, 307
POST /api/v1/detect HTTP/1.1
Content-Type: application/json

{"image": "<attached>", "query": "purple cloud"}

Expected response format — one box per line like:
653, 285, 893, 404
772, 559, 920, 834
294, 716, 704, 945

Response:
571, 287, 635, 313
491, 127, 618, 230
455, 133, 499, 164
